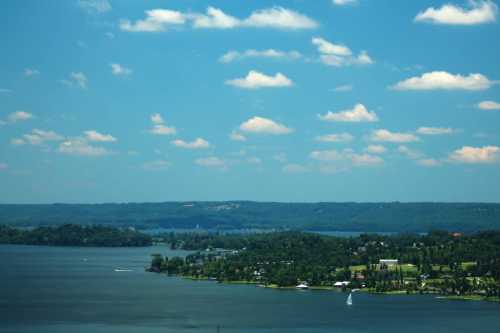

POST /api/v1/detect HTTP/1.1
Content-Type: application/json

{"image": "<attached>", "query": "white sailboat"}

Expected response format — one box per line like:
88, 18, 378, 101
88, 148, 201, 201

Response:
346, 292, 353, 306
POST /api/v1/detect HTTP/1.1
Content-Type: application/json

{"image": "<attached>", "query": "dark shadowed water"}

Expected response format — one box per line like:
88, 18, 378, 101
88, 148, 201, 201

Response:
1, 244, 499, 333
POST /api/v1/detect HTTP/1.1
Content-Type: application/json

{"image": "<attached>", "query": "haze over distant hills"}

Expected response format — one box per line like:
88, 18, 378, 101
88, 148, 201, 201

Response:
1, 202, 499, 232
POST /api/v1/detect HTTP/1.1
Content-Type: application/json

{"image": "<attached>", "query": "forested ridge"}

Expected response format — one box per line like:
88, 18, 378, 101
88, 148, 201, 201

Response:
1, 202, 500, 232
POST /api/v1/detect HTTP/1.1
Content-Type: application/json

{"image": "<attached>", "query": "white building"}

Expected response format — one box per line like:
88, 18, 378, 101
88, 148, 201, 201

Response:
379, 259, 398, 266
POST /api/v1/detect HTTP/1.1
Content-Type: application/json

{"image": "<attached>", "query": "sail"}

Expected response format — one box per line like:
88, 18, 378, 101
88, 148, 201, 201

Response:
346, 293, 353, 306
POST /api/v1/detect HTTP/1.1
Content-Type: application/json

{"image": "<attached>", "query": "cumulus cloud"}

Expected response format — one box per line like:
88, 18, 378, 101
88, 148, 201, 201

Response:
219, 49, 302, 63
191, 7, 240, 29
195, 156, 227, 169
58, 138, 111, 157
318, 103, 378, 122
449, 145, 500, 163
312, 37, 374, 67
229, 131, 247, 141
24, 68, 40, 77
415, 0, 497, 25
8, 111, 33, 123
398, 145, 424, 159
121, 6, 317, 32
370, 129, 420, 143
78, 0, 111, 14
172, 138, 211, 149
315, 133, 354, 143
416, 127, 455, 135
417, 158, 442, 167
333, 84, 353, 92
310, 149, 383, 167
142, 160, 170, 171
391, 71, 492, 91
364, 145, 387, 154
333, 0, 358, 5
477, 100, 500, 110
240, 116, 293, 135
149, 113, 176, 135
61, 72, 88, 89
110, 63, 132, 76
120, 9, 186, 32
283, 163, 309, 173
225, 70, 293, 89
12, 129, 64, 145
84, 130, 117, 142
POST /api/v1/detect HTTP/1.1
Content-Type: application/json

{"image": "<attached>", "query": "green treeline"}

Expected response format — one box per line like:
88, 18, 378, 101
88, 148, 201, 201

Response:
0, 224, 152, 247
151, 231, 500, 298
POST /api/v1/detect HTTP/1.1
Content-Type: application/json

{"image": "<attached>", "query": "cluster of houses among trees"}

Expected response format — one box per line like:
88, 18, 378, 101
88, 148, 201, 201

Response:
150, 231, 500, 299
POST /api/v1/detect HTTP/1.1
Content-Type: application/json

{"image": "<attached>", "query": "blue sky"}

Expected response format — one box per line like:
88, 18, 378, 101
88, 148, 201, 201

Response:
1, 0, 500, 203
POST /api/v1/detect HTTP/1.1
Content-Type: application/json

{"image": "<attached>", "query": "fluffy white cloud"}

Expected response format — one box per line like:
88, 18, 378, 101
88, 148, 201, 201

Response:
219, 49, 302, 63
283, 163, 309, 173
312, 37, 374, 67
78, 0, 111, 14
151, 113, 164, 125
364, 145, 387, 154
315, 133, 354, 143
62, 72, 88, 89
229, 131, 247, 141
417, 158, 441, 167
416, 127, 455, 135
398, 145, 423, 159
333, 0, 358, 5
151, 125, 176, 135
239, 116, 293, 135
12, 129, 64, 145
391, 71, 492, 91
149, 114, 176, 135
121, 7, 317, 32
24, 68, 40, 77
225, 70, 293, 89
333, 84, 353, 92
415, 1, 497, 25
312, 37, 352, 56
191, 7, 240, 29
195, 156, 227, 169
142, 160, 170, 171
84, 130, 117, 142
120, 9, 186, 32
58, 138, 111, 157
310, 149, 383, 166
318, 103, 378, 122
110, 63, 132, 76
370, 129, 420, 143
172, 138, 211, 149
8, 111, 33, 123
477, 100, 500, 110
242, 7, 318, 29
449, 145, 500, 163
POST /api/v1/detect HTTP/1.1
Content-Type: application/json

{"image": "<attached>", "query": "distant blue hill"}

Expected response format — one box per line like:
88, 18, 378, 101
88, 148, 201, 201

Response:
0, 202, 499, 232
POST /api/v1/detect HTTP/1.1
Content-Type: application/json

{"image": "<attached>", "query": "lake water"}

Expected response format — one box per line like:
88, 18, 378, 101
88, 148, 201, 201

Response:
1, 245, 499, 333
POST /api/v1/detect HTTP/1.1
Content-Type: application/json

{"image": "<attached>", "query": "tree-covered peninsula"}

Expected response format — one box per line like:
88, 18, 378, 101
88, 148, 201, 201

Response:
150, 231, 500, 301
0, 224, 152, 247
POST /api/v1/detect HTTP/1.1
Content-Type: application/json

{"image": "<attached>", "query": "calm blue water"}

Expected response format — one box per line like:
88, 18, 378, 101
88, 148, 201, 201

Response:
1, 244, 499, 333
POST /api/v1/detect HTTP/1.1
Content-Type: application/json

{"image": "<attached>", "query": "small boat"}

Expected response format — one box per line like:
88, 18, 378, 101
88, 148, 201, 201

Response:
346, 292, 353, 306
114, 268, 133, 272
296, 283, 309, 289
